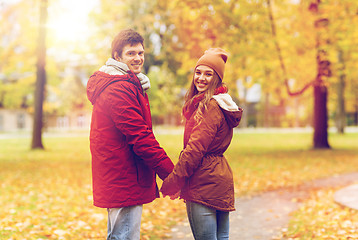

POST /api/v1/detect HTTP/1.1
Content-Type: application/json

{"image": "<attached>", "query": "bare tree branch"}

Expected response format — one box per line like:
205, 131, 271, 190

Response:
266, 0, 315, 97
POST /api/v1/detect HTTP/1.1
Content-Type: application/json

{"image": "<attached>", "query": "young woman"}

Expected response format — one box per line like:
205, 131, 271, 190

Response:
161, 48, 243, 240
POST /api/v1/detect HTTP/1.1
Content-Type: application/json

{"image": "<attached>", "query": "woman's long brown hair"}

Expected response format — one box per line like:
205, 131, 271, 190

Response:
183, 70, 223, 123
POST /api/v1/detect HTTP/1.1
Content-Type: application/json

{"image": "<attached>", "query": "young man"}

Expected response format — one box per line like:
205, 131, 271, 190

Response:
86, 29, 174, 240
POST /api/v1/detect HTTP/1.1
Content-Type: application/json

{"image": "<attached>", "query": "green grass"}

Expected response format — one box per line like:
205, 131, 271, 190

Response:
0, 130, 357, 239
226, 131, 358, 195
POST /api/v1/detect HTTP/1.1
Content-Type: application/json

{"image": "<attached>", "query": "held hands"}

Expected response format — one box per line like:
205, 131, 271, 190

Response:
163, 191, 180, 200
160, 172, 180, 200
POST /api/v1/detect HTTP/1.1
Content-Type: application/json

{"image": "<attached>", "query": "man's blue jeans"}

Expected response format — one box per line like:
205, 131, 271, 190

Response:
186, 201, 230, 240
107, 205, 143, 240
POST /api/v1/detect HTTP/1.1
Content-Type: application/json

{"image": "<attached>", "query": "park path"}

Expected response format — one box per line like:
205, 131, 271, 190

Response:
168, 172, 358, 240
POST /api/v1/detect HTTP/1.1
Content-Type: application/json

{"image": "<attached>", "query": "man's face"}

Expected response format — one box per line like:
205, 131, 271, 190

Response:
116, 43, 144, 74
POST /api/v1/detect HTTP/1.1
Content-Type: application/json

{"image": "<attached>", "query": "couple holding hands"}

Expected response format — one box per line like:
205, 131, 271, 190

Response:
87, 29, 243, 240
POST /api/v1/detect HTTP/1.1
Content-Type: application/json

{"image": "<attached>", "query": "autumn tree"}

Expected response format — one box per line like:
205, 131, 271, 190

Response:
31, 0, 47, 149
326, 0, 358, 133
267, 0, 332, 148
0, 0, 37, 110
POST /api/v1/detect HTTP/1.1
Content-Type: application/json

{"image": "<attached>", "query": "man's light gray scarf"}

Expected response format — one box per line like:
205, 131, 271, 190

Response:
99, 58, 151, 91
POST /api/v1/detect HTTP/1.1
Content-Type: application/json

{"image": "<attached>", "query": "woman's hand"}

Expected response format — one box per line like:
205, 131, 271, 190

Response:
163, 191, 180, 200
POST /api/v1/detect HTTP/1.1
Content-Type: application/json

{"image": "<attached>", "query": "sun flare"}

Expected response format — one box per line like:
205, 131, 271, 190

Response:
47, 0, 98, 44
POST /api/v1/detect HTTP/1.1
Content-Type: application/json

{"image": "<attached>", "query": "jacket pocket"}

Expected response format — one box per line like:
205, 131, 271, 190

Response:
135, 158, 155, 188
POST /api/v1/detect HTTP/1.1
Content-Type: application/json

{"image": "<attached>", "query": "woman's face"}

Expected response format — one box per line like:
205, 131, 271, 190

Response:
194, 65, 214, 93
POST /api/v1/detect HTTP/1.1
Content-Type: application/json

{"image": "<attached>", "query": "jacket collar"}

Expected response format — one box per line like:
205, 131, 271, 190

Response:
183, 86, 228, 120
87, 70, 142, 105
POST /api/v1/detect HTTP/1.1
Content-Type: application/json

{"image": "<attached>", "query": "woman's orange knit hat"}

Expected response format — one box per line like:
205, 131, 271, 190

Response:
195, 48, 228, 81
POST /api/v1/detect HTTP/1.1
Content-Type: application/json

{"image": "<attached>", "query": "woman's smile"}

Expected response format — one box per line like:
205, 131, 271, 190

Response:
194, 65, 214, 92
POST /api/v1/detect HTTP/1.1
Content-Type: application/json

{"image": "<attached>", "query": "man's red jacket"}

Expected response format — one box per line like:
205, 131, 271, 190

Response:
87, 70, 174, 208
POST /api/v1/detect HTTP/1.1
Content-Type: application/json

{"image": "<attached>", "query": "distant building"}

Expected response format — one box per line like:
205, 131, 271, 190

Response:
0, 108, 91, 132
46, 110, 91, 131
0, 109, 32, 131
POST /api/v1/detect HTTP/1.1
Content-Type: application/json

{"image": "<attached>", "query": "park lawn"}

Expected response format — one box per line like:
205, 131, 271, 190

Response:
227, 131, 358, 196
0, 130, 357, 239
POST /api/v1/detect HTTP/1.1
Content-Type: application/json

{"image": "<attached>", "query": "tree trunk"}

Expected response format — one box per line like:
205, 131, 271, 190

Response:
355, 93, 358, 125
311, 0, 331, 149
313, 84, 330, 148
336, 49, 346, 134
264, 92, 270, 128
241, 76, 249, 128
294, 97, 300, 127
31, 0, 47, 149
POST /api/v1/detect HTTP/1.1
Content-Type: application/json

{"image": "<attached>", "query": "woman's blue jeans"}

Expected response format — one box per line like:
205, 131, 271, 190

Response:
186, 201, 230, 240
107, 205, 143, 240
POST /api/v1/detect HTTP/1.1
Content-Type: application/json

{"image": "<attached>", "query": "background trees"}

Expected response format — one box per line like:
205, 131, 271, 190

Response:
1, 0, 357, 149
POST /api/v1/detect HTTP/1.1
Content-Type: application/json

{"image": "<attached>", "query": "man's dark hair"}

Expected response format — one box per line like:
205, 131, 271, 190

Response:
111, 29, 144, 59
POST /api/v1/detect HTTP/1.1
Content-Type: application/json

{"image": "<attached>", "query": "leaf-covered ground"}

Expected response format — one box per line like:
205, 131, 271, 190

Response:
0, 130, 357, 239
279, 188, 358, 239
